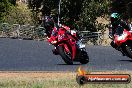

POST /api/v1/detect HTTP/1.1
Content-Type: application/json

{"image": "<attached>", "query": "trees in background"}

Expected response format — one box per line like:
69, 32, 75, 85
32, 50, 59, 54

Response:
111, 0, 132, 19
8, 0, 16, 5
4, 3, 33, 25
0, 0, 34, 25
28, 0, 110, 31
1, 0, 131, 31
80, 0, 110, 31
0, 0, 11, 22
127, 2, 132, 19
60, 0, 84, 20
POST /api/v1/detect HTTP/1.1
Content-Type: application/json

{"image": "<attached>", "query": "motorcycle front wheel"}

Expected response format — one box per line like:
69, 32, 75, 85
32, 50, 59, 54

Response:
79, 50, 89, 64
58, 45, 73, 65
125, 44, 132, 59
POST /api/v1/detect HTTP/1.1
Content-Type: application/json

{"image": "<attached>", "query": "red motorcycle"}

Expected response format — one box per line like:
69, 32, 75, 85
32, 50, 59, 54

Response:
48, 25, 89, 65
114, 27, 132, 59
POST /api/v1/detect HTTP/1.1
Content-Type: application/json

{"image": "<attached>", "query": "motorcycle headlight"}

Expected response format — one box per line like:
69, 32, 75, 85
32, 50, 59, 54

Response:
71, 30, 76, 35
117, 33, 128, 41
117, 36, 123, 41
79, 44, 85, 48
77, 40, 85, 48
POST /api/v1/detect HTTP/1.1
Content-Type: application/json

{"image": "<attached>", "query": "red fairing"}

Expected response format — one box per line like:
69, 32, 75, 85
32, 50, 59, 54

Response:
47, 36, 56, 43
114, 29, 132, 46
62, 25, 70, 31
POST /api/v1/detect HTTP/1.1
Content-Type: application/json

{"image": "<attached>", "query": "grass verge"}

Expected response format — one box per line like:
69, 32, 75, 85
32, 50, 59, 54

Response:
0, 71, 131, 88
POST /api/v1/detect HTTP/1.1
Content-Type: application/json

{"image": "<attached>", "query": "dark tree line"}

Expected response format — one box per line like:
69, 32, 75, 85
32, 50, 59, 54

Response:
28, 0, 110, 31
8, 0, 16, 5
28, 0, 83, 21
111, 0, 132, 19
1, 0, 132, 31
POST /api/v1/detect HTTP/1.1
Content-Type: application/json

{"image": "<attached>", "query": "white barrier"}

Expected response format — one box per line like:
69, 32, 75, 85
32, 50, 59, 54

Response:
80, 31, 103, 45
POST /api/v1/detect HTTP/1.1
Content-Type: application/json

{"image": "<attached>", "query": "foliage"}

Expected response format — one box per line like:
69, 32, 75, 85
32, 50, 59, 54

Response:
28, 0, 58, 15
3, 3, 34, 25
127, 2, 132, 18
80, 0, 110, 31
111, 0, 132, 19
60, 0, 84, 20
0, 0, 11, 23
0, 0, 33, 25
1, 0, 131, 32
8, 0, 16, 5
28, 0, 111, 31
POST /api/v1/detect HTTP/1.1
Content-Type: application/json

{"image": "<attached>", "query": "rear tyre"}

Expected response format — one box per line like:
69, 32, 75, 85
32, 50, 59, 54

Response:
79, 51, 89, 64
58, 46, 73, 65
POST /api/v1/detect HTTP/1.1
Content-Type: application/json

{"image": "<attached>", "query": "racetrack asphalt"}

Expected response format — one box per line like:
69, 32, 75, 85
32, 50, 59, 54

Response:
0, 38, 132, 72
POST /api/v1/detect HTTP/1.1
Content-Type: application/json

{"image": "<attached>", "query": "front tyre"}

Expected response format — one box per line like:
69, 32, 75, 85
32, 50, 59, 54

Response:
79, 51, 89, 64
125, 44, 132, 59
58, 46, 73, 65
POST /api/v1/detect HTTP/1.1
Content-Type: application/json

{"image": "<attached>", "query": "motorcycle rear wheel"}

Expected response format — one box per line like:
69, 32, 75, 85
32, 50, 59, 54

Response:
58, 46, 73, 65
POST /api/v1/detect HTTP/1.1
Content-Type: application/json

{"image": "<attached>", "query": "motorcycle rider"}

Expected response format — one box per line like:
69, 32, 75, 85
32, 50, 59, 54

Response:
44, 16, 80, 55
109, 13, 131, 54
45, 17, 71, 44
44, 16, 55, 38
44, 16, 60, 55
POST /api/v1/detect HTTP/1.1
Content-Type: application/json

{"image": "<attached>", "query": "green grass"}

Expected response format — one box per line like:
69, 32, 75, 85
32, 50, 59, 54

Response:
0, 78, 131, 88
0, 72, 131, 88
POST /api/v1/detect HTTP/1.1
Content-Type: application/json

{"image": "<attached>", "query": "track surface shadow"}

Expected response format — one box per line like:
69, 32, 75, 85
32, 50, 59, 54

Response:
57, 63, 81, 65
118, 59, 132, 62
